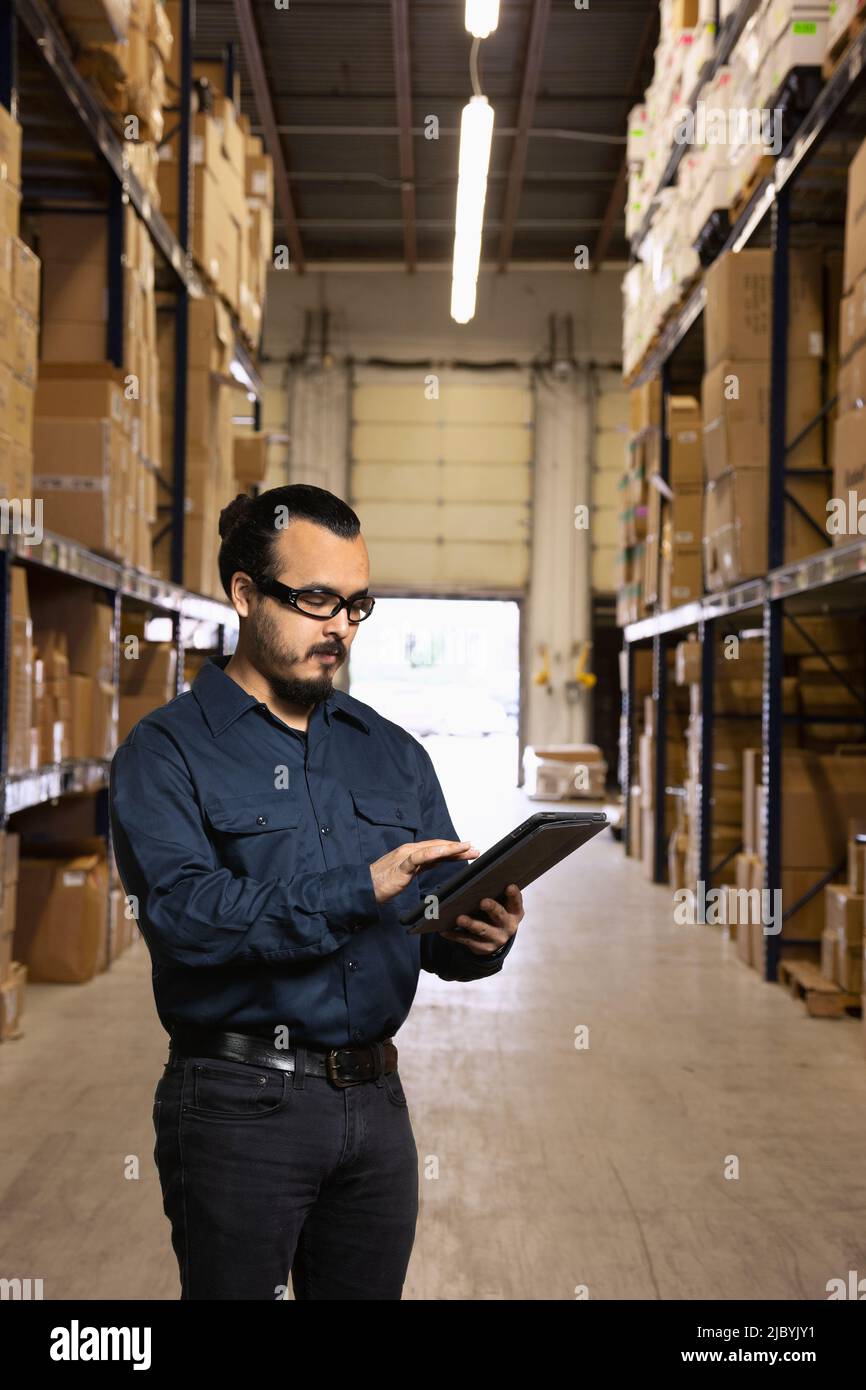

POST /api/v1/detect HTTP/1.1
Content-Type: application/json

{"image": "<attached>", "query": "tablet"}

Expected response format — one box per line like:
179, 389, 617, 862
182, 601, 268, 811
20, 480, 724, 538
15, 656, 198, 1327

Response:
399, 809, 609, 936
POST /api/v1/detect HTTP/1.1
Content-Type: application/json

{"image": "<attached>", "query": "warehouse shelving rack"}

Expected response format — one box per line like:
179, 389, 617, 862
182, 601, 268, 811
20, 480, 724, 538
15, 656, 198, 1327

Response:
620, 9, 866, 982
0, 0, 257, 837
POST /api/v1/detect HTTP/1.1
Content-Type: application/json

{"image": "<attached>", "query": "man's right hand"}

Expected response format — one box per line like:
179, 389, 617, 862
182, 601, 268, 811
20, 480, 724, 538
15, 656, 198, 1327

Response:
370, 840, 479, 905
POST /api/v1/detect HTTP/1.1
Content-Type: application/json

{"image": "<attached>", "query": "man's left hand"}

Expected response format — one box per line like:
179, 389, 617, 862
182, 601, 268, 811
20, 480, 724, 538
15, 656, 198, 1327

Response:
438, 883, 524, 956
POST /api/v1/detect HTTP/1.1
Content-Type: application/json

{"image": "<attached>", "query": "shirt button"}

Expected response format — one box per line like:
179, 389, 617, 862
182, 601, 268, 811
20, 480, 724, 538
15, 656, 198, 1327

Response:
256, 815, 268, 826
352, 1028, 363, 1042
395, 809, 403, 819
348, 959, 358, 970
321, 826, 330, 835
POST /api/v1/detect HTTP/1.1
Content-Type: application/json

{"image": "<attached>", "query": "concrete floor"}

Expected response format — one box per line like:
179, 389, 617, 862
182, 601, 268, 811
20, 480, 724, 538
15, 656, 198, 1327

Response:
1, 732, 865, 1300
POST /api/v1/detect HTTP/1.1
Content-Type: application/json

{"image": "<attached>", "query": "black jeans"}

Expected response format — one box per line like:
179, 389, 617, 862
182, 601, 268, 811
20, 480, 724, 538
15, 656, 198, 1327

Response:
152, 1049, 420, 1299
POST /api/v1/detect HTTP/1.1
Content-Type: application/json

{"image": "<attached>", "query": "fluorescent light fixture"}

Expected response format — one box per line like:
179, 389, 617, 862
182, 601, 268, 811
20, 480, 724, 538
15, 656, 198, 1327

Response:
450, 95, 494, 324
450, 275, 477, 325
465, 0, 500, 38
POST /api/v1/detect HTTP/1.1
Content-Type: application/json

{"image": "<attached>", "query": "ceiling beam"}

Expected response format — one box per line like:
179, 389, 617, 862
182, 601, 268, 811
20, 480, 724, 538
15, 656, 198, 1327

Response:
390, 0, 417, 271
592, 2, 658, 270
497, 0, 552, 272
232, 0, 305, 273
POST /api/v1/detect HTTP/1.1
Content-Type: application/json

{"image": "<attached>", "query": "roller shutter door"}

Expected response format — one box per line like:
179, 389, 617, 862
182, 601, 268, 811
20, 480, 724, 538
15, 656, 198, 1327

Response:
350, 365, 533, 593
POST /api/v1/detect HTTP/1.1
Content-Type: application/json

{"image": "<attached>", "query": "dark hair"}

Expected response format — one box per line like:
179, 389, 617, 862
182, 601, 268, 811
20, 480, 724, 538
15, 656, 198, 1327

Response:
217, 485, 361, 599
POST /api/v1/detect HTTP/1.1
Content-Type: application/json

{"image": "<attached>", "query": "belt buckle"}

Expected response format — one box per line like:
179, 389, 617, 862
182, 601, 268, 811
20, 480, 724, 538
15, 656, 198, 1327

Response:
326, 1047, 361, 1088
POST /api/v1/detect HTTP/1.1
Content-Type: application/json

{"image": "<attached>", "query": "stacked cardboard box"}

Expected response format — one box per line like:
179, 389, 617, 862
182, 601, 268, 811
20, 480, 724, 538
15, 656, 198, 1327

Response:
158, 101, 248, 321
637, 660, 690, 881
0, 830, 23, 1037
119, 638, 177, 739
622, 2, 834, 376
233, 433, 270, 491
745, 749, 866, 973
621, 646, 653, 860
156, 292, 247, 596
28, 589, 117, 761
122, 207, 161, 566
33, 630, 70, 765
701, 248, 829, 587
822, 881, 862, 994
617, 378, 661, 626
832, 137, 866, 540
242, 134, 274, 350
34, 361, 130, 562
658, 395, 703, 609
0, 104, 38, 505
7, 567, 34, 774
54, 0, 131, 45
76, 0, 170, 144
677, 637, 772, 893
37, 210, 159, 568
160, 13, 274, 345
15, 844, 110, 984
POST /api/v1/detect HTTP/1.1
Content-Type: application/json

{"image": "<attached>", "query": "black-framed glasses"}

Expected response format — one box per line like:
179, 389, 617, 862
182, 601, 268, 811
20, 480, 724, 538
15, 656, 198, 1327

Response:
255, 577, 376, 623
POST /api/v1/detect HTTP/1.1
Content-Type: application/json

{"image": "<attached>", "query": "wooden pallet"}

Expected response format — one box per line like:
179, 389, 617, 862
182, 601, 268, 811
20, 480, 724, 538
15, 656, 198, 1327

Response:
729, 156, 776, 225
822, 10, 866, 79
777, 958, 861, 1018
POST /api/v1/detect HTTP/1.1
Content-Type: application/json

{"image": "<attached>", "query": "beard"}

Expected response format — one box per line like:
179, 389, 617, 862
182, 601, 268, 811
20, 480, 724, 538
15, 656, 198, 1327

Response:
247, 600, 344, 706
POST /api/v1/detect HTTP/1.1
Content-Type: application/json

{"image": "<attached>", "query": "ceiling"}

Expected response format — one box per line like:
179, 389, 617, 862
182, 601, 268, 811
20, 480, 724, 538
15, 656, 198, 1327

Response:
195, 0, 659, 268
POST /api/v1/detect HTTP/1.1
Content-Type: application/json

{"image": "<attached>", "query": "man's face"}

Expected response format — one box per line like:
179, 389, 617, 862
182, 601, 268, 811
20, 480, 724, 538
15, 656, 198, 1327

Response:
236, 519, 370, 707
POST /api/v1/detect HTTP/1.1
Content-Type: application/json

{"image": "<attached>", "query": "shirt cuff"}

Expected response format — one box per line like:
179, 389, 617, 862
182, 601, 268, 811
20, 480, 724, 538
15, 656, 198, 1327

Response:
321, 864, 381, 931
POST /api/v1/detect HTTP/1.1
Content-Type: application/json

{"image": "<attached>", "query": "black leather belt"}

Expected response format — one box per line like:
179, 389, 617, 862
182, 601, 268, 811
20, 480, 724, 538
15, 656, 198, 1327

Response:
168, 1024, 398, 1089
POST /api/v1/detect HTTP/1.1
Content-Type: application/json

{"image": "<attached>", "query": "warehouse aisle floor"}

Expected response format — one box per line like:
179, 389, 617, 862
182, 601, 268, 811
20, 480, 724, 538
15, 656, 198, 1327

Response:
2, 733, 865, 1300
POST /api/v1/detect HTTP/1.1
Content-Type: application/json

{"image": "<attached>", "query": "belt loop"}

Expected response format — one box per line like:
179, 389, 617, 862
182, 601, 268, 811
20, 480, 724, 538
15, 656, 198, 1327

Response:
293, 1046, 307, 1090
372, 1041, 385, 1079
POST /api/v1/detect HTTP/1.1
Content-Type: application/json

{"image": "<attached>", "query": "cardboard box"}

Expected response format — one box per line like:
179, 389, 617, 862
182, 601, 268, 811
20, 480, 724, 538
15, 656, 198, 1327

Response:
848, 820, 866, 894
233, 433, 268, 486
661, 537, 702, 609
14, 853, 108, 983
702, 357, 823, 480
10, 238, 40, 319
0, 103, 21, 189
825, 884, 863, 946
844, 135, 866, 293
28, 589, 115, 683
34, 417, 127, 557
704, 248, 823, 368
8, 374, 33, 448
762, 750, 866, 869
7, 566, 32, 774
119, 640, 177, 697
628, 378, 662, 434
743, 748, 762, 857
703, 466, 829, 589
35, 364, 126, 427
245, 153, 274, 206
0, 960, 25, 1040
831, 407, 866, 541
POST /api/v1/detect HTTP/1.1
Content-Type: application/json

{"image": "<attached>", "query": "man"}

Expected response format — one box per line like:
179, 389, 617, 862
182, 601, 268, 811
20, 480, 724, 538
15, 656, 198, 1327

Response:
109, 483, 523, 1301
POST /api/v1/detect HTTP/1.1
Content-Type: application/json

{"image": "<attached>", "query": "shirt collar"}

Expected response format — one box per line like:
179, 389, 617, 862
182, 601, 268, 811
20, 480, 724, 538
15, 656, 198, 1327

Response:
192, 655, 370, 737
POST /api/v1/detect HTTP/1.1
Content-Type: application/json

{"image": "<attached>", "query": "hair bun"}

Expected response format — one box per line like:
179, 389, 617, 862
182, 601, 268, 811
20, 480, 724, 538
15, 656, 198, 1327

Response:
218, 493, 253, 540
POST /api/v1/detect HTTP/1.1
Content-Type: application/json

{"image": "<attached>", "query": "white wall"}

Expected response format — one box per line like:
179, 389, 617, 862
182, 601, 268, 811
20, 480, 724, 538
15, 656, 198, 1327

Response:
263, 264, 624, 364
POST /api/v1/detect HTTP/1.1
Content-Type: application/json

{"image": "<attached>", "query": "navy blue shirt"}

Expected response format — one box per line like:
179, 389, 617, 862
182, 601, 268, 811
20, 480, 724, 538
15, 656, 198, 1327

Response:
109, 655, 514, 1049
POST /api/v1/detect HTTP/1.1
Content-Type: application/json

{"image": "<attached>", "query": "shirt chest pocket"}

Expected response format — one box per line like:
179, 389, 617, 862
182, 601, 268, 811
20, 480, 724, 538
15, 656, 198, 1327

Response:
203, 791, 303, 872
349, 787, 422, 860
